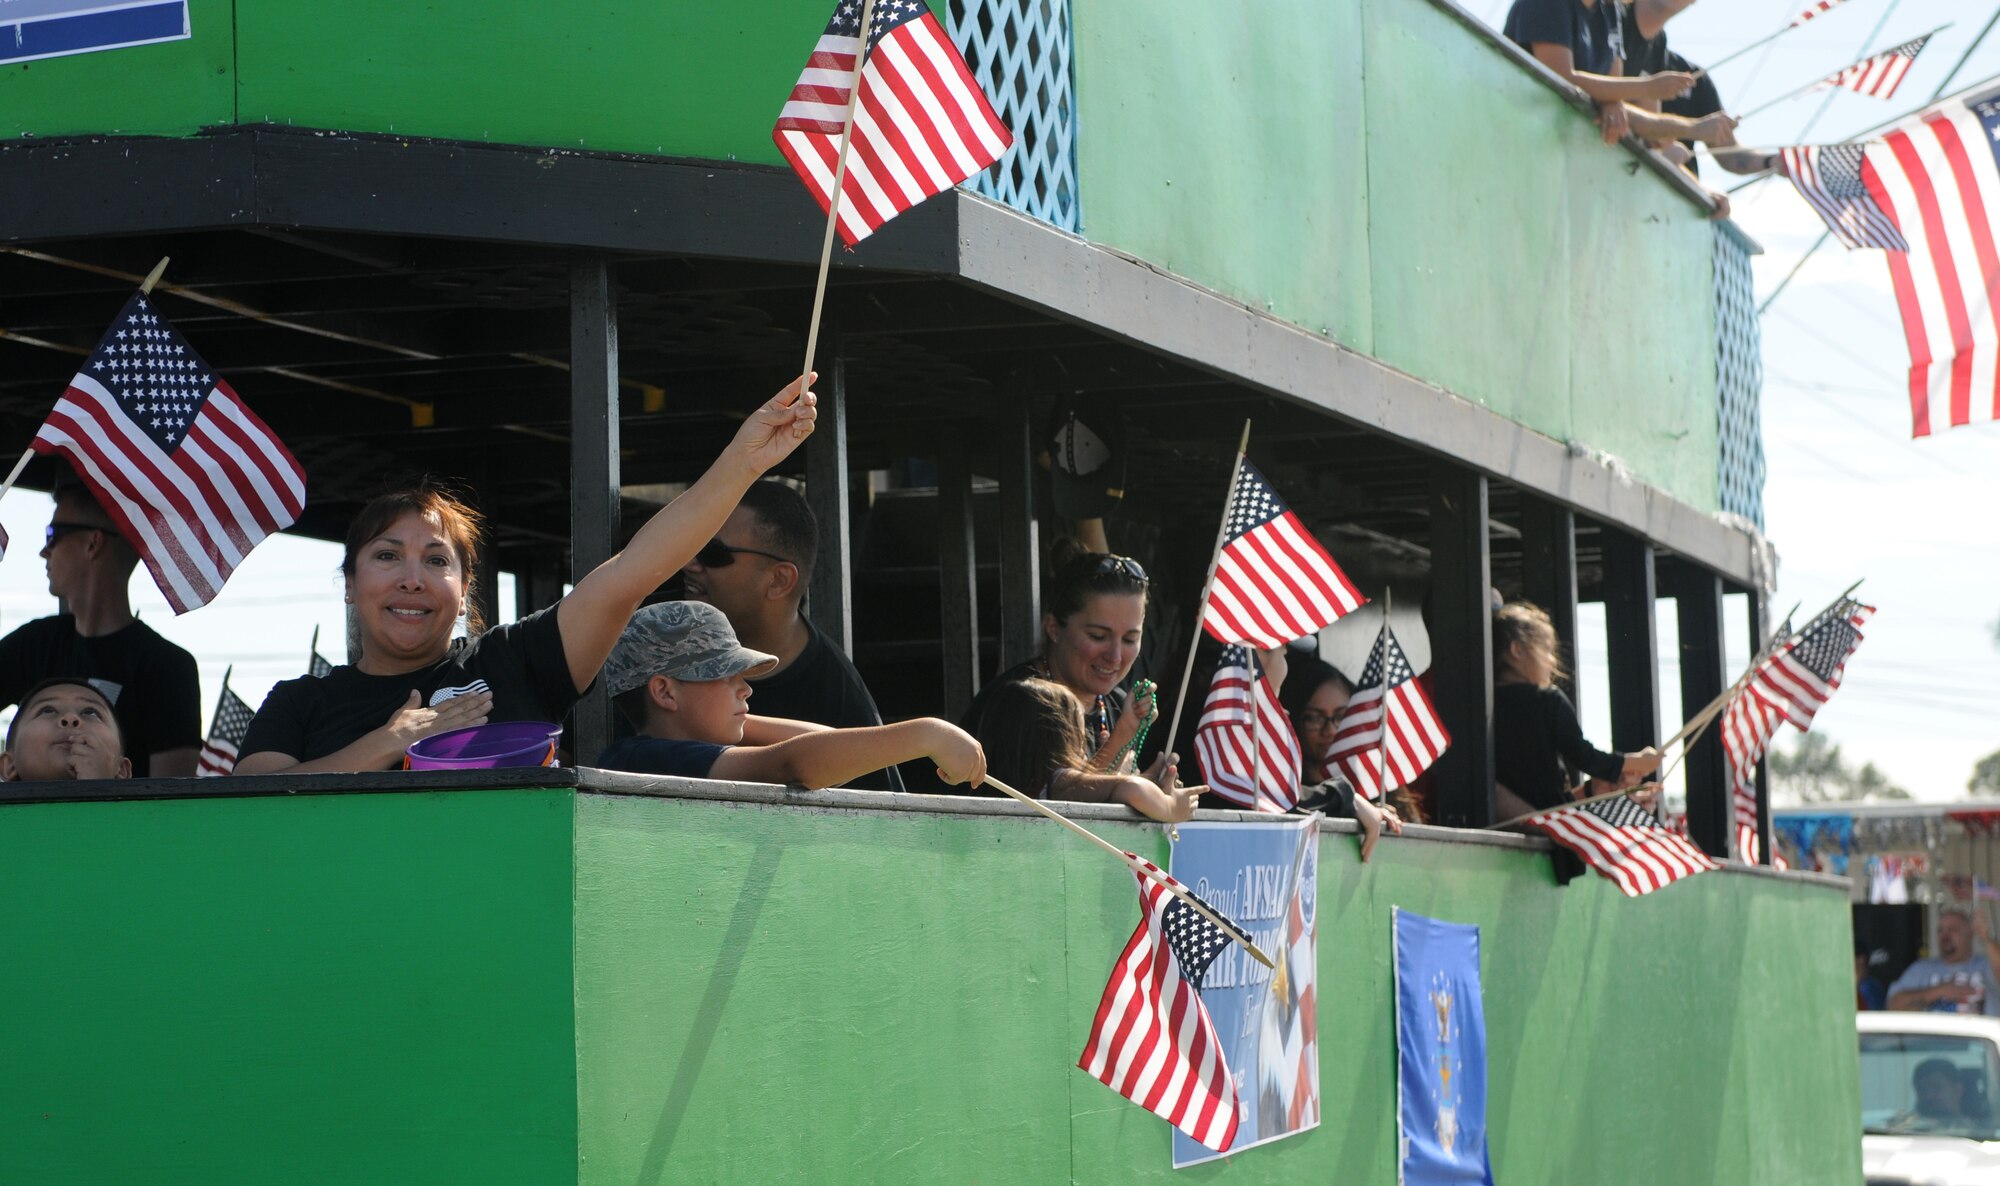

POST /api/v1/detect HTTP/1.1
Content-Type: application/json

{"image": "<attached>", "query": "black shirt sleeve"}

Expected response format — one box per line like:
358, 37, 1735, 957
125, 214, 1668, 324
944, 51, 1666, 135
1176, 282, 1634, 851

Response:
1503, 0, 1578, 56
144, 640, 202, 754
240, 677, 318, 761
489, 606, 585, 721
1545, 687, 1626, 783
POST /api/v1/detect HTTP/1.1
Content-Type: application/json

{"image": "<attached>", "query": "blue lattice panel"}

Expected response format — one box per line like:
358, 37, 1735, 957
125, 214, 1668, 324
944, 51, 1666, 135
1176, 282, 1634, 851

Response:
1714, 224, 1766, 529
947, 0, 1078, 232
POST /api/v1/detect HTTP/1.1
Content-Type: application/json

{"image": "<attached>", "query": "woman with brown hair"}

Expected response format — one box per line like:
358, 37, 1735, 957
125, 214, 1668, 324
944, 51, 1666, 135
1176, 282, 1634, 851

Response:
1491, 600, 1660, 820
970, 677, 1199, 823
233, 378, 818, 774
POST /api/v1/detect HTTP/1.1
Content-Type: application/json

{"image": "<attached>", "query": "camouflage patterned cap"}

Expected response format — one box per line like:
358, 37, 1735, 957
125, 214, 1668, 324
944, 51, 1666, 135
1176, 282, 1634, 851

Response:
601, 601, 780, 696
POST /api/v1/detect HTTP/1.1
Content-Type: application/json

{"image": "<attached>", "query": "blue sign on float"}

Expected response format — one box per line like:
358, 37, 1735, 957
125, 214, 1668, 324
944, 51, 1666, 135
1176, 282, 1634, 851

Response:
1394, 908, 1494, 1185
2, 1, 190, 66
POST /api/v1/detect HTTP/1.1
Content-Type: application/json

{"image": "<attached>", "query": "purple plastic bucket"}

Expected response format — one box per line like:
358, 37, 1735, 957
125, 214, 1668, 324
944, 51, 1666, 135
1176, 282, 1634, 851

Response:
405, 721, 562, 770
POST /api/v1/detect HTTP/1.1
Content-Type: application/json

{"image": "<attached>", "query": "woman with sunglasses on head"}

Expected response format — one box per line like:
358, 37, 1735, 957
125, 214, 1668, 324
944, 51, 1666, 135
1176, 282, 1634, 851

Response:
232, 378, 818, 775
959, 542, 1195, 821
1275, 651, 1403, 860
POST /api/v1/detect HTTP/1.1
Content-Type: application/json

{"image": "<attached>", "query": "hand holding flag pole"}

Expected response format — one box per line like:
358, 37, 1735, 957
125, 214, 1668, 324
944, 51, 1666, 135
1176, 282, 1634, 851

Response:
0, 257, 172, 514
982, 772, 1275, 970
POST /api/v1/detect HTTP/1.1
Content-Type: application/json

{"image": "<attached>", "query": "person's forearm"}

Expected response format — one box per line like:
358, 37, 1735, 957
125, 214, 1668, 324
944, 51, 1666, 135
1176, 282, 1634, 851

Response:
1632, 0, 1697, 40
1567, 72, 1669, 102
767, 719, 939, 790
740, 715, 830, 746
233, 732, 402, 777
1624, 108, 1718, 144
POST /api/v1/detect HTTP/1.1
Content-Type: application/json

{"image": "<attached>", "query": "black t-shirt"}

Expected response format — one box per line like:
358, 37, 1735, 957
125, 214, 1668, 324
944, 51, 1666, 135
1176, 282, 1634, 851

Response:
240, 606, 582, 767
746, 615, 902, 792
1492, 682, 1625, 811
596, 735, 728, 778
1504, 0, 1621, 78
0, 614, 199, 777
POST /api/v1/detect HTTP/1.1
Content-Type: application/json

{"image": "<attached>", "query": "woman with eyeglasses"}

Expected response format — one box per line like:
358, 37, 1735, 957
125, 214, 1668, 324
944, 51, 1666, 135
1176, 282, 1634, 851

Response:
960, 543, 1197, 822
232, 379, 818, 775
1276, 651, 1403, 859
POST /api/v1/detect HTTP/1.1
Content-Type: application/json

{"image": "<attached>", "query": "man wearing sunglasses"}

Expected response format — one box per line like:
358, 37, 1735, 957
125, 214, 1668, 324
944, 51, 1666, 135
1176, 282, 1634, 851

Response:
0, 479, 200, 778
679, 480, 900, 791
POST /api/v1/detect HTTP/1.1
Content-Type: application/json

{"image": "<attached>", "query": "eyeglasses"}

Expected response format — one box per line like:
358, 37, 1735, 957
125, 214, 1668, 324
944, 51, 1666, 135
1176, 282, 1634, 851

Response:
1294, 711, 1343, 730
1093, 554, 1148, 583
694, 539, 793, 569
43, 522, 102, 549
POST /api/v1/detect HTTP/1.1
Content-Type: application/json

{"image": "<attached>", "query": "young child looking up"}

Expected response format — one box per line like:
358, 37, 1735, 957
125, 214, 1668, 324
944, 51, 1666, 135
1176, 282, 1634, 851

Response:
595, 601, 985, 791
1491, 601, 1660, 822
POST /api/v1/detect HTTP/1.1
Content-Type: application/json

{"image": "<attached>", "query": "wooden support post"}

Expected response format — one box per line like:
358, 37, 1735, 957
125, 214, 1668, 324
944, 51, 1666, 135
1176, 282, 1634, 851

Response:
1668, 561, 1730, 858
937, 433, 981, 718
517, 551, 565, 620
465, 456, 500, 633
1427, 461, 1495, 827
997, 378, 1041, 670
1518, 496, 1580, 705
1749, 587, 1774, 864
805, 341, 853, 655
569, 253, 621, 764
1602, 528, 1659, 753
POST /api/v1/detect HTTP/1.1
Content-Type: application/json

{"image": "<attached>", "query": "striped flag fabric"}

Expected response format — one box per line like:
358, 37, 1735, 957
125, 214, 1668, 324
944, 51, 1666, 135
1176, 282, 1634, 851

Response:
1326, 623, 1449, 800
1201, 462, 1366, 649
196, 683, 255, 777
1078, 855, 1242, 1153
1861, 92, 2000, 437
1791, 0, 1846, 25
30, 290, 306, 613
772, 0, 1012, 246
1721, 675, 1788, 862
1194, 645, 1302, 813
1779, 144, 1908, 251
1529, 795, 1719, 897
1746, 598, 1874, 730
1820, 32, 1932, 100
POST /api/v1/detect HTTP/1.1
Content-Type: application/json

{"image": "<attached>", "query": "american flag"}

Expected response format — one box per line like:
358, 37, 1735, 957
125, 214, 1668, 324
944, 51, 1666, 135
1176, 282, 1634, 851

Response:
1201, 462, 1365, 649
1779, 144, 1908, 251
1326, 623, 1449, 800
773, 0, 1012, 247
1820, 32, 1932, 101
31, 291, 306, 613
196, 683, 256, 777
1791, 0, 1846, 26
1194, 645, 1301, 813
1720, 674, 1787, 862
1078, 855, 1242, 1153
1746, 598, 1873, 730
1862, 93, 2000, 437
1529, 795, 1719, 897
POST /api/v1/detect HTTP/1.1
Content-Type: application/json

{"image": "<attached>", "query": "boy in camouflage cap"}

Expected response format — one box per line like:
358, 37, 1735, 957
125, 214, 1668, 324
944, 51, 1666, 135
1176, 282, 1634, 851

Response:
597, 601, 986, 790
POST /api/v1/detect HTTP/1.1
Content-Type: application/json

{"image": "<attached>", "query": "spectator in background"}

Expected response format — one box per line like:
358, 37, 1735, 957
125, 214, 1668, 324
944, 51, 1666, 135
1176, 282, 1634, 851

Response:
679, 479, 902, 792
1, 678, 131, 782
1889, 910, 2000, 1016
970, 677, 1198, 823
1272, 650, 1403, 860
1503, 0, 1695, 143
595, 601, 983, 789
0, 478, 199, 778
1491, 602, 1660, 821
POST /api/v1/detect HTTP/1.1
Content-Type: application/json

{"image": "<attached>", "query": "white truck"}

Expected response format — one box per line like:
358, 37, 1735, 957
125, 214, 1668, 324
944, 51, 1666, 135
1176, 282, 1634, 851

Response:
1861, 1011, 2000, 1185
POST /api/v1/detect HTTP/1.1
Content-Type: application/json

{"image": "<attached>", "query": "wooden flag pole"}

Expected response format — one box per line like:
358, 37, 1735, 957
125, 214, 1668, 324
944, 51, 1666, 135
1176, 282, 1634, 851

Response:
983, 773, 1276, 970
1373, 589, 1392, 801
794, 0, 881, 404
0, 256, 172, 513
1161, 420, 1253, 756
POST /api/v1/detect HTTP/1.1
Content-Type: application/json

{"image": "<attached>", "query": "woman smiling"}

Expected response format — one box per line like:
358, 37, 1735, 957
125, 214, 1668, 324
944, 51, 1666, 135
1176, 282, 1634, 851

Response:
232, 379, 817, 775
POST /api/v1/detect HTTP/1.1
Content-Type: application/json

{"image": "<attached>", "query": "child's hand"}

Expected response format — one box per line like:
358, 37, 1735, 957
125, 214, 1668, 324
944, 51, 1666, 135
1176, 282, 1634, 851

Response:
927, 721, 986, 789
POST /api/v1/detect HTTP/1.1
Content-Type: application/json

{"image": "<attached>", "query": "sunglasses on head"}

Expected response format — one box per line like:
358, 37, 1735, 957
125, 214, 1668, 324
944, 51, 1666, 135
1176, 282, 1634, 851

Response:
44, 522, 102, 548
695, 539, 793, 569
1093, 554, 1148, 583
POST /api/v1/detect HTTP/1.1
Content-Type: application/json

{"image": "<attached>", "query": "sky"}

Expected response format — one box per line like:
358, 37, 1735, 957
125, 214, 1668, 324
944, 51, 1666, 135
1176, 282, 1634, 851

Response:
2, 0, 1996, 798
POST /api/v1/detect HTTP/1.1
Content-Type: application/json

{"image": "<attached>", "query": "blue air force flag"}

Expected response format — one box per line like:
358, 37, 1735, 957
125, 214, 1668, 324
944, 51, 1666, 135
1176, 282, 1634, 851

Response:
1394, 909, 1492, 1185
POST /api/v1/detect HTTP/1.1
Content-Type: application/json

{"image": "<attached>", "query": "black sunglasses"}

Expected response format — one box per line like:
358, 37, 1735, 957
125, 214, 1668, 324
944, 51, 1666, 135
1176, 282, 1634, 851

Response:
44, 522, 102, 548
695, 539, 793, 569
1094, 554, 1148, 583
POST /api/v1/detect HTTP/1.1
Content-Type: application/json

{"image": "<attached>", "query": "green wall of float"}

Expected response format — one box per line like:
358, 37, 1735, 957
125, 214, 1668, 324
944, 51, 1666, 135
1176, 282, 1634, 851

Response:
1, 786, 1859, 1185
0, 0, 1720, 512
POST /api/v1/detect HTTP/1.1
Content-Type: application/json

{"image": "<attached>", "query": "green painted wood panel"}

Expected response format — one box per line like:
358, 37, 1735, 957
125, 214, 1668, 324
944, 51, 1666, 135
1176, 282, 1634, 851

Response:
0, 0, 234, 139
1069, 0, 1374, 351
0, 789, 579, 1186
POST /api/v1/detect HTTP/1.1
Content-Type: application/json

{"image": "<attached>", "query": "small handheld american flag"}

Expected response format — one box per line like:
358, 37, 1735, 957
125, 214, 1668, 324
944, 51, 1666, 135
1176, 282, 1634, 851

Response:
1778, 144, 1907, 251
1194, 645, 1301, 813
197, 683, 256, 778
1326, 622, 1449, 800
1078, 855, 1242, 1153
1201, 462, 1365, 649
1819, 32, 1933, 101
30, 290, 305, 613
773, 0, 1012, 246
1530, 795, 1718, 897
1747, 598, 1873, 731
